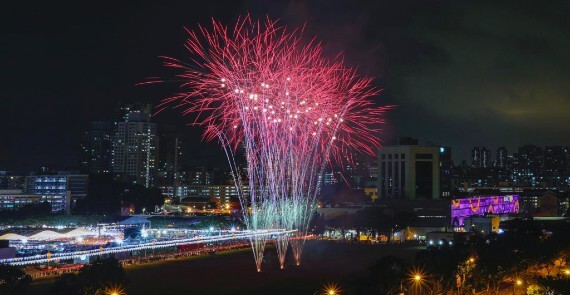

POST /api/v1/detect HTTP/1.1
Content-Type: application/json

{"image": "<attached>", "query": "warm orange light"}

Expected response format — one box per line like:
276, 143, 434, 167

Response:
469, 258, 475, 263
564, 269, 570, 275
516, 280, 522, 286
106, 287, 124, 295
408, 267, 426, 285
321, 283, 340, 295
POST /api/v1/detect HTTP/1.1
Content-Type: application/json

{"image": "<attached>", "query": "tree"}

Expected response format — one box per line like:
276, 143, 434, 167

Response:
122, 185, 165, 213
51, 257, 127, 295
415, 245, 466, 294
0, 264, 32, 295
50, 273, 80, 295
369, 256, 409, 294
534, 276, 570, 294
77, 174, 125, 215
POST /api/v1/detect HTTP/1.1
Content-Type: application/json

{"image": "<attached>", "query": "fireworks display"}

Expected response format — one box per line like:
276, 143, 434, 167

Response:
150, 15, 390, 271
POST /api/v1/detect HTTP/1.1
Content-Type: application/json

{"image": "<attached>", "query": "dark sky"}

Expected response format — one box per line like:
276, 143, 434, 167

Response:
2, 0, 570, 171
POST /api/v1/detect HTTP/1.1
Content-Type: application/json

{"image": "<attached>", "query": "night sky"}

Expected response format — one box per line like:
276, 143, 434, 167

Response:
2, 0, 570, 171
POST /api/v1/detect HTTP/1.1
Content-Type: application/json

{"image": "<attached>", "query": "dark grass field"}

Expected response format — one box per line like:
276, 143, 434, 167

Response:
28, 241, 421, 295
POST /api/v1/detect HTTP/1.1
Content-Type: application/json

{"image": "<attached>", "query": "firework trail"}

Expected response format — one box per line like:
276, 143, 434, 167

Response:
149, 15, 391, 271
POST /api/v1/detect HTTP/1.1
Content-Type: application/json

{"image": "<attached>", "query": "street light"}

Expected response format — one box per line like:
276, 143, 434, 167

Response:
513, 279, 523, 295
414, 274, 422, 282
105, 287, 124, 295
409, 269, 431, 295
314, 283, 340, 295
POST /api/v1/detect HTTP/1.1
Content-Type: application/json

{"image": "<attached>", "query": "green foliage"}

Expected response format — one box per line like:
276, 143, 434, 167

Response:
0, 201, 53, 224
534, 276, 570, 294
0, 264, 32, 295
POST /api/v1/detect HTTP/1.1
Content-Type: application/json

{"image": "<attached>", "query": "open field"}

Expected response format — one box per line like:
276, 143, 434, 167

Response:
28, 241, 422, 294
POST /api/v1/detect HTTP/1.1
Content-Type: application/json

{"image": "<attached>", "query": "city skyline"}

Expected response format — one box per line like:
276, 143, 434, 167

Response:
2, 100, 570, 174
2, 0, 570, 171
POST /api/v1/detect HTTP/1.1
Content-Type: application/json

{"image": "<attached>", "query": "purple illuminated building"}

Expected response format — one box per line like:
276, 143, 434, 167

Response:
451, 195, 520, 226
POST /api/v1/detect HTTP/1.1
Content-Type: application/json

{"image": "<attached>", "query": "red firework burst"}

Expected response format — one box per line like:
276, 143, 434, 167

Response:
149, 15, 391, 165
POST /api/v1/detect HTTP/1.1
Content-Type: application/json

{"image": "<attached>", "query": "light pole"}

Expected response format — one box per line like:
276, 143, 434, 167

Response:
513, 279, 522, 295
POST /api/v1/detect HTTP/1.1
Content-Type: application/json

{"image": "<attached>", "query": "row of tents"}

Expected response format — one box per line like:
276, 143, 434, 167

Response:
0, 227, 98, 241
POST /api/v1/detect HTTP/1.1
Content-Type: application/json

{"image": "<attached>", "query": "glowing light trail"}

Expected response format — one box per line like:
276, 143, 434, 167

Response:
1, 229, 293, 266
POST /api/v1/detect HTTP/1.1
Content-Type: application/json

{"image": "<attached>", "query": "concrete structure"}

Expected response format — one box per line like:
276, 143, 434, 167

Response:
377, 145, 440, 200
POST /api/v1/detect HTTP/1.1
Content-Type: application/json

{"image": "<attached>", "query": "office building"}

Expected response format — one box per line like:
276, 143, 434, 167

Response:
24, 172, 89, 211
377, 145, 440, 200
0, 192, 69, 213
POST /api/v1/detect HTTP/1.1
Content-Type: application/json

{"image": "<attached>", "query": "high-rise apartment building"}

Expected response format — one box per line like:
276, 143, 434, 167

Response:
80, 121, 114, 174
112, 105, 158, 188
472, 147, 490, 168
439, 146, 453, 198
496, 146, 508, 169
156, 125, 183, 186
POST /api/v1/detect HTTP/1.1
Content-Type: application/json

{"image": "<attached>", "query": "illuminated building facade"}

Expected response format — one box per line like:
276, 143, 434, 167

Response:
0, 193, 69, 212
451, 195, 519, 226
24, 173, 88, 212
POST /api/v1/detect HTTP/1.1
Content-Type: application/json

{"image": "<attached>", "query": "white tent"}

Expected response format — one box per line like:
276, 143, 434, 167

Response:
29, 230, 64, 240
64, 227, 97, 238
0, 233, 28, 241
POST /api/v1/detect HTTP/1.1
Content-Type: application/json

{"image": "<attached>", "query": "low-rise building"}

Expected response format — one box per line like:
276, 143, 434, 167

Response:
0, 190, 71, 213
